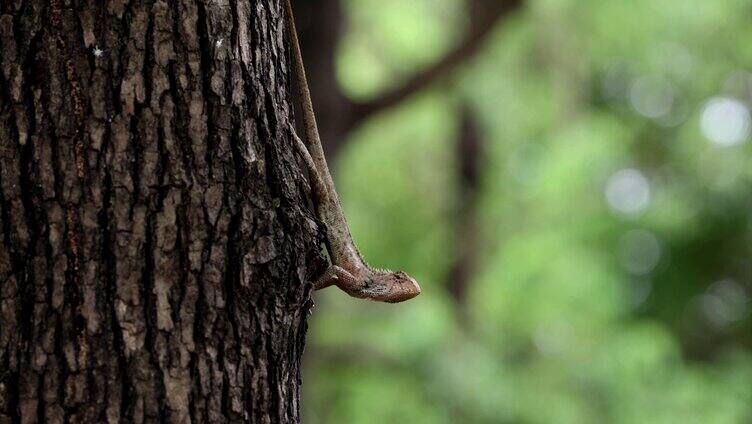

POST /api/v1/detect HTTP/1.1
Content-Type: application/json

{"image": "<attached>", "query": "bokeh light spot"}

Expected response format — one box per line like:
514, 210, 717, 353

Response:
700, 97, 751, 147
629, 76, 674, 119
618, 229, 661, 275
701, 279, 750, 327
605, 169, 650, 217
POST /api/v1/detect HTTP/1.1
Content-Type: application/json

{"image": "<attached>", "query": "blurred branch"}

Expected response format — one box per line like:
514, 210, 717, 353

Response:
447, 103, 483, 324
345, 0, 523, 131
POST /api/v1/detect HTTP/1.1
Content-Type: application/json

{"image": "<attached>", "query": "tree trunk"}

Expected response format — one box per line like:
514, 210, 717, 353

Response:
0, 1, 317, 422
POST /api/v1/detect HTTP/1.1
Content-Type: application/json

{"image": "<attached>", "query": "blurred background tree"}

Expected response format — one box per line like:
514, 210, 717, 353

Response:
295, 0, 752, 422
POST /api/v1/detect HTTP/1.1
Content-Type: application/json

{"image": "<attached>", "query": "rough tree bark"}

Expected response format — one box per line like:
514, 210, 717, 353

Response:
0, 0, 319, 422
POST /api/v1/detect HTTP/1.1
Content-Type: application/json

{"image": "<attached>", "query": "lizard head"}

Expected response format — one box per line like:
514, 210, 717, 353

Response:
367, 270, 421, 303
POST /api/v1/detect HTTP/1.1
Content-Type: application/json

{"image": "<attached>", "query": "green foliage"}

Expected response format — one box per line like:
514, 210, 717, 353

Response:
306, 0, 752, 422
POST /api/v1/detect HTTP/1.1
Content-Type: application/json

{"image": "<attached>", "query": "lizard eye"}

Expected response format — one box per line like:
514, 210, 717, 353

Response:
394, 271, 410, 281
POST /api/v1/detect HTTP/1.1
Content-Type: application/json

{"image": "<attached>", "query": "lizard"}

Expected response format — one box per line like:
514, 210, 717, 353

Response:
283, 0, 421, 303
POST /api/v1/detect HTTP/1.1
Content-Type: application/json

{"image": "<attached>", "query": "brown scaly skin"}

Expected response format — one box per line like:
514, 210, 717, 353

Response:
285, 0, 421, 303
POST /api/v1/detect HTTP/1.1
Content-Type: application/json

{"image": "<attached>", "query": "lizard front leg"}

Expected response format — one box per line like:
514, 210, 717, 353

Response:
314, 265, 357, 291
